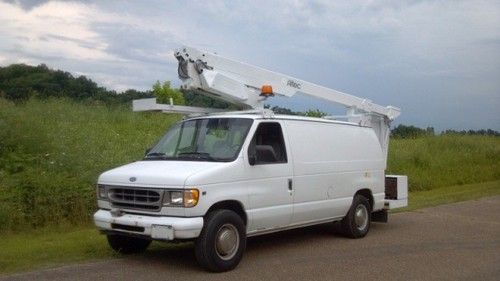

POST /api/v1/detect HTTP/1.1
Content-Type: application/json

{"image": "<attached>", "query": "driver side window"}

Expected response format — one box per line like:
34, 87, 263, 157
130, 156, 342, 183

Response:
248, 122, 287, 165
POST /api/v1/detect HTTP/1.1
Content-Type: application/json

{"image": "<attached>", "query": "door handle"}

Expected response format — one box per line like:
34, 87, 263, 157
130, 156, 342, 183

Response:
288, 179, 293, 191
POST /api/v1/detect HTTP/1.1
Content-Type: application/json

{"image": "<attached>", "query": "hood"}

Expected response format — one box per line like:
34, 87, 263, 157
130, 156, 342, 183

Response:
98, 160, 225, 187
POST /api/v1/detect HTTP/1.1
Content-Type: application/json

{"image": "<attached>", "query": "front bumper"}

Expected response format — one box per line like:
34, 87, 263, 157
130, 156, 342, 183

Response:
93, 209, 204, 240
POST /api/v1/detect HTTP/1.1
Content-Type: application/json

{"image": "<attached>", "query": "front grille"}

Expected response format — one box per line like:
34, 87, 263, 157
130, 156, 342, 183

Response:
108, 187, 163, 211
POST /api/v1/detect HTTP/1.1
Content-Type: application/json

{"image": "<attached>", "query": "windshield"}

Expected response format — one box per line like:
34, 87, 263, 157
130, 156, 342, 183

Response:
144, 118, 253, 162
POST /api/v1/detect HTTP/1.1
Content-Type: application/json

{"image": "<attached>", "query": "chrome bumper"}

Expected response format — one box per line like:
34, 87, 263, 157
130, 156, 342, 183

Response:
93, 209, 203, 240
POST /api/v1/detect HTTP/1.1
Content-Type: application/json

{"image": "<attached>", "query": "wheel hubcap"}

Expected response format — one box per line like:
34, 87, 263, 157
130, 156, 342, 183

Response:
215, 223, 239, 260
354, 204, 368, 231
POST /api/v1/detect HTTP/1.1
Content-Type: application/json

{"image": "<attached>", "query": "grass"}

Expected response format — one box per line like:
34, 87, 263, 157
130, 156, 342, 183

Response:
396, 180, 500, 212
387, 136, 500, 191
0, 227, 113, 274
1, 99, 498, 230
0, 98, 181, 232
1, 180, 499, 275
0, 226, 190, 275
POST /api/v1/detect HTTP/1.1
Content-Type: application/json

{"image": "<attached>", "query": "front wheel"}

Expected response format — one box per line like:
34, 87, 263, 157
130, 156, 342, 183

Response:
340, 194, 371, 238
195, 209, 246, 272
106, 234, 151, 254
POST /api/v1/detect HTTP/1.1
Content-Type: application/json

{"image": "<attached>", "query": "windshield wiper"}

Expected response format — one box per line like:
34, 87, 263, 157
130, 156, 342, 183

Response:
145, 152, 165, 157
177, 152, 216, 161
144, 152, 171, 160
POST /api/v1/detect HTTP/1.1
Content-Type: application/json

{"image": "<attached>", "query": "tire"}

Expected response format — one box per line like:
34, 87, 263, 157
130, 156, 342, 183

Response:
195, 209, 246, 272
106, 234, 151, 254
340, 194, 371, 238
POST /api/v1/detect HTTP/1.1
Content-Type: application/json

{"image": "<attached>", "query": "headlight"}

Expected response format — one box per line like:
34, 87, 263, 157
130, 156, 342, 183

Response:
170, 191, 183, 205
163, 189, 199, 208
97, 184, 108, 200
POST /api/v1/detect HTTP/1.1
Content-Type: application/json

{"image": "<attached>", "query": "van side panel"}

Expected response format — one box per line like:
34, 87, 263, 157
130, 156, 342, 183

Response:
284, 121, 385, 224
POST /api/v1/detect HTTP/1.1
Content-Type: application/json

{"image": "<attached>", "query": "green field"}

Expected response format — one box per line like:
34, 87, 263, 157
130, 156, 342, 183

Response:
0, 98, 181, 232
387, 135, 500, 190
0, 98, 499, 274
1, 98, 499, 232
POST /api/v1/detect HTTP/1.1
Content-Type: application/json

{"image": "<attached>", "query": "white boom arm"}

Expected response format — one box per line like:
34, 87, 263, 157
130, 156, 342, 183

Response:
175, 46, 400, 120
173, 46, 401, 162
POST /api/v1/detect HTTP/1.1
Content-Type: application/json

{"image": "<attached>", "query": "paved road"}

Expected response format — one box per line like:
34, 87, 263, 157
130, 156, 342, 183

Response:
3, 197, 500, 281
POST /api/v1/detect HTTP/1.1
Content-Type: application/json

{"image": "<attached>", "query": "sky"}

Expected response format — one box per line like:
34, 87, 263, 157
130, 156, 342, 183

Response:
0, 0, 499, 131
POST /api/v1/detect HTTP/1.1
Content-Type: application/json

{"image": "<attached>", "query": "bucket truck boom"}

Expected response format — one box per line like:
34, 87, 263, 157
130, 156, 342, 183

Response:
134, 46, 401, 161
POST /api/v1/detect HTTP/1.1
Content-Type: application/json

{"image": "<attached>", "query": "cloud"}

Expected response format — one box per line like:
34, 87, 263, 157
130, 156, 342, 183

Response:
0, 0, 498, 130
0, 0, 186, 90
3, 0, 46, 10
184, 1, 500, 79
0, 1, 119, 61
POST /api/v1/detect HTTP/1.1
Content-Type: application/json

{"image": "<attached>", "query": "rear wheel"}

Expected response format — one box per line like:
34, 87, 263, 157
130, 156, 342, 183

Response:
106, 234, 151, 254
195, 209, 246, 272
341, 194, 371, 238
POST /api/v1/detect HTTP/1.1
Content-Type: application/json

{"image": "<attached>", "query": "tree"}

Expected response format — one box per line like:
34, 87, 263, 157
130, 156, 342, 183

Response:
152, 81, 185, 105
269, 105, 299, 115
0, 64, 157, 104
303, 109, 327, 118
183, 90, 235, 109
391, 124, 432, 138
442, 128, 499, 136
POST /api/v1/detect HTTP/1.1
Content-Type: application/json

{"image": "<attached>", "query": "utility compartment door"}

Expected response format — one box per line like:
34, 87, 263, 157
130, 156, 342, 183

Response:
384, 175, 408, 209
245, 121, 294, 233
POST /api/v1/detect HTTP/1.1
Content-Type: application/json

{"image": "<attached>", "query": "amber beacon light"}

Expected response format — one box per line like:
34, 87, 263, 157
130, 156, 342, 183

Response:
260, 85, 274, 97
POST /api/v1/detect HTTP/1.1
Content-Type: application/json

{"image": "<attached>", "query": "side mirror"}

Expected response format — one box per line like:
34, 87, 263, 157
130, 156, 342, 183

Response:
248, 154, 256, 166
144, 148, 151, 156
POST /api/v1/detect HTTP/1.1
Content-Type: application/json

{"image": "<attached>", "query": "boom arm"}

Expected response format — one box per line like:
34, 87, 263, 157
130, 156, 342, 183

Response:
175, 46, 400, 120
174, 46, 400, 163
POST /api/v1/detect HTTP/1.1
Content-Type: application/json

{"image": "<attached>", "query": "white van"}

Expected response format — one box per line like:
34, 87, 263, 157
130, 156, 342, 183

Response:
94, 113, 407, 272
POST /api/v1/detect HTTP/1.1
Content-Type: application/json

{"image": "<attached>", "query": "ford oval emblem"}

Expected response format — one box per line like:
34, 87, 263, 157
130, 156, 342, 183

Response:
129, 177, 137, 182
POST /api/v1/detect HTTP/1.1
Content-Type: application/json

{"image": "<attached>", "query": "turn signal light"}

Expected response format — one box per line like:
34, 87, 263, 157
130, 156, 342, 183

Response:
184, 189, 199, 207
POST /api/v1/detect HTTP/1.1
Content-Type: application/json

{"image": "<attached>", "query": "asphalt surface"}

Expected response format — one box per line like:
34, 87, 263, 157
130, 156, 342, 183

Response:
3, 196, 500, 281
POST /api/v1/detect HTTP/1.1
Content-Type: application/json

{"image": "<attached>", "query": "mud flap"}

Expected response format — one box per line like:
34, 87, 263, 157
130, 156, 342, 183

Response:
372, 209, 388, 223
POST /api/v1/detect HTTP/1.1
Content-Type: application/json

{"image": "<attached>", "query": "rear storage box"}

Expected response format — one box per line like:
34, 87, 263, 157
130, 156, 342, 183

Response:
384, 175, 408, 209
